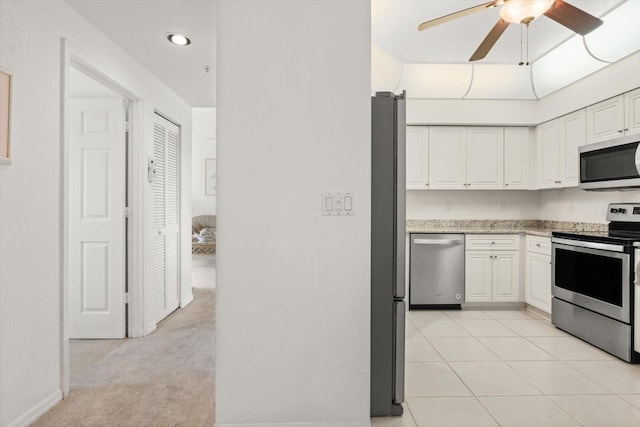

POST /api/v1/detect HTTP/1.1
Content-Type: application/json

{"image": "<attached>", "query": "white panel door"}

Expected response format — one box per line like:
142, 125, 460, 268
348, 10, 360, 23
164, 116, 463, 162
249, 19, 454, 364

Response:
406, 126, 429, 189
466, 127, 504, 189
560, 109, 586, 187
504, 127, 530, 190
492, 251, 519, 302
537, 119, 561, 189
153, 114, 181, 323
586, 95, 624, 143
428, 127, 466, 189
465, 251, 492, 302
69, 98, 126, 339
625, 88, 640, 137
525, 252, 552, 313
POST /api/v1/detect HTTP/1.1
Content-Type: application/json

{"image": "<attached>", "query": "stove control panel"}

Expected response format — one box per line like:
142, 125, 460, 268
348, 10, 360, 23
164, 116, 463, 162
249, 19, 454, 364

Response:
607, 203, 640, 222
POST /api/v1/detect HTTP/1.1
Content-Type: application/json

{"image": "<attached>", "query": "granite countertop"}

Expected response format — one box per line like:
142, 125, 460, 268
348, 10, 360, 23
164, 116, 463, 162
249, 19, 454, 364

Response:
406, 219, 607, 237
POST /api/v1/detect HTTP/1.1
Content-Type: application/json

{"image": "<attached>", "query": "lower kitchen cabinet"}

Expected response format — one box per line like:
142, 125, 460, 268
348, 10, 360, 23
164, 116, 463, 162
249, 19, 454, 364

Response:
465, 235, 520, 303
525, 235, 552, 313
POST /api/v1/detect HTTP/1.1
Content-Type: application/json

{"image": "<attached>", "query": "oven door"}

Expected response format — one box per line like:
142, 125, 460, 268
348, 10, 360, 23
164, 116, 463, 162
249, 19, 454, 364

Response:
552, 237, 631, 323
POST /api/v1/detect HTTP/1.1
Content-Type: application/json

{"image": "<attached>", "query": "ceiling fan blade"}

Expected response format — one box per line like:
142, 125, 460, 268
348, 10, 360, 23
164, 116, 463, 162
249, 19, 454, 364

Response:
543, 0, 603, 35
418, 1, 499, 31
469, 18, 509, 61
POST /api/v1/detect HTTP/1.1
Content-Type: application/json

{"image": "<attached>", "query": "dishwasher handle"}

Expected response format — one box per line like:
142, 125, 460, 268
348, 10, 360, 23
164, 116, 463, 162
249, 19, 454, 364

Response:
413, 238, 463, 246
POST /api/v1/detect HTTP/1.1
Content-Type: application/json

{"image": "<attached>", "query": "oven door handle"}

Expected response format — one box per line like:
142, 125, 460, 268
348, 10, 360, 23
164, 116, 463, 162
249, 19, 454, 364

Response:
551, 237, 625, 253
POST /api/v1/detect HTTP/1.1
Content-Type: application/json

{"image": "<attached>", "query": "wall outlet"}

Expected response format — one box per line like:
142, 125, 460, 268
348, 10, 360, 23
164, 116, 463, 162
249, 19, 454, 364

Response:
445, 201, 452, 212
568, 201, 575, 213
499, 201, 506, 211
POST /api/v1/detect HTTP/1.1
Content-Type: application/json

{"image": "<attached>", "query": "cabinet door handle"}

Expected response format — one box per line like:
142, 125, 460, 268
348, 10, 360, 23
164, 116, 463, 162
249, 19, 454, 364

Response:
618, 129, 624, 133
536, 243, 541, 247
505, 183, 509, 186
624, 128, 629, 131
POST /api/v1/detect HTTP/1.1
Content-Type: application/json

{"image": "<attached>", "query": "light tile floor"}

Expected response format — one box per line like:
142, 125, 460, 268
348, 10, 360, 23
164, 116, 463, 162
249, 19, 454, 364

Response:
372, 308, 640, 427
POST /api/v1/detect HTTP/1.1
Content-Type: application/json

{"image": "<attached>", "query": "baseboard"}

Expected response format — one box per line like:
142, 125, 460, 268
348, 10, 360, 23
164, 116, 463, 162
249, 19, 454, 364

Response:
8, 389, 63, 427
145, 321, 157, 336
525, 303, 551, 321
462, 302, 526, 309
215, 421, 371, 427
181, 291, 194, 308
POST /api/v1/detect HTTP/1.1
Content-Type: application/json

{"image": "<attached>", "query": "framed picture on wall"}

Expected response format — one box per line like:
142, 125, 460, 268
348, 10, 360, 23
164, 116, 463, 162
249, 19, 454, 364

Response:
0, 69, 11, 165
205, 158, 216, 195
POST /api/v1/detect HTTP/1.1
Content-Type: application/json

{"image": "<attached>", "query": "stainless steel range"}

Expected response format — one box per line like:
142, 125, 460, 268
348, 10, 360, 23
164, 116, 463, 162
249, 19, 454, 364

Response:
551, 203, 640, 363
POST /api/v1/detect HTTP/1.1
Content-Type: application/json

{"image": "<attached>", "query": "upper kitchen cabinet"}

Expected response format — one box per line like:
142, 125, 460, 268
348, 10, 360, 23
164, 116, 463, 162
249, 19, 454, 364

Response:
625, 88, 640, 137
428, 127, 467, 189
504, 127, 530, 190
586, 88, 640, 144
428, 126, 504, 190
406, 126, 429, 189
536, 109, 586, 189
466, 127, 504, 190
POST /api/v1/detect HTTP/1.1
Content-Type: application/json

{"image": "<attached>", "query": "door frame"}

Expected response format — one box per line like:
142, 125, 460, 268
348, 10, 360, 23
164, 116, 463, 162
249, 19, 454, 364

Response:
61, 39, 145, 396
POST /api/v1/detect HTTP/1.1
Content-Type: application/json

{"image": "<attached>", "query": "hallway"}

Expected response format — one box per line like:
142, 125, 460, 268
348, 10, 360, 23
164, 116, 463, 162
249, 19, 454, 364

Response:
33, 255, 216, 426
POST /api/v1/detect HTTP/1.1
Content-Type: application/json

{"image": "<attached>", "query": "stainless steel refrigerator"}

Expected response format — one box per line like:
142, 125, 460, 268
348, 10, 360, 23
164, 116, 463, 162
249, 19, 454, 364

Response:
371, 91, 406, 416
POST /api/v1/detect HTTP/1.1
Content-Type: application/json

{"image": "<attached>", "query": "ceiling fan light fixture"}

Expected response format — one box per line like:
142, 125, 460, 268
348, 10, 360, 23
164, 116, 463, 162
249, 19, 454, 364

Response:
166, 33, 191, 46
499, 0, 554, 24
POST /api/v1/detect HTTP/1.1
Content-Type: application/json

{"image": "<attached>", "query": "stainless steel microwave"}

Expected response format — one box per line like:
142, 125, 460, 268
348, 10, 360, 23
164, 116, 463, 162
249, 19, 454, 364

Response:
579, 134, 640, 191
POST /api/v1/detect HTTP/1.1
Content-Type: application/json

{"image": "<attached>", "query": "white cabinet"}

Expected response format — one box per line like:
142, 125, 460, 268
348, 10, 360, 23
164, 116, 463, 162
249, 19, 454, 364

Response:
465, 235, 520, 303
625, 88, 640, 137
536, 109, 586, 189
562, 109, 585, 187
586, 88, 640, 143
465, 251, 493, 302
525, 235, 552, 314
504, 127, 530, 190
537, 119, 561, 189
466, 127, 504, 189
428, 127, 466, 189
428, 126, 504, 190
406, 126, 429, 189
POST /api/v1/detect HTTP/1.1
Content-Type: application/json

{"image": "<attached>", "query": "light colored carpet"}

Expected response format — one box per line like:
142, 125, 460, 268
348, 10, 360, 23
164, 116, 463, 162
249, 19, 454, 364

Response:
192, 253, 216, 289
33, 256, 216, 426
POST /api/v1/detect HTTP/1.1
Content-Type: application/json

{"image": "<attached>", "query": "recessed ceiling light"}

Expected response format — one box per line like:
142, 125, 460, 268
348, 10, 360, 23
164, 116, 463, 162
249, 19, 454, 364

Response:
167, 33, 191, 46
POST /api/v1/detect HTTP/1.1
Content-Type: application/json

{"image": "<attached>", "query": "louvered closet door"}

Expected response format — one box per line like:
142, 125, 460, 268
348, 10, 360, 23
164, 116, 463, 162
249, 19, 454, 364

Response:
153, 113, 181, 323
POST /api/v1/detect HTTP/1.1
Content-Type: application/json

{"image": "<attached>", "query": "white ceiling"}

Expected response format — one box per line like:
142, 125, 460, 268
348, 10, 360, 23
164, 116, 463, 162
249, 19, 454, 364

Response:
373, 0, 640, 99
372, 0, 624, 64
65, 0, 639, 105
65, 0, 216, 107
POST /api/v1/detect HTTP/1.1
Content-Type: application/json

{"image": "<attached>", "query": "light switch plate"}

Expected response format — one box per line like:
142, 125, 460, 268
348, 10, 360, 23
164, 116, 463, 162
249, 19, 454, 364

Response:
322, 192, 354, 216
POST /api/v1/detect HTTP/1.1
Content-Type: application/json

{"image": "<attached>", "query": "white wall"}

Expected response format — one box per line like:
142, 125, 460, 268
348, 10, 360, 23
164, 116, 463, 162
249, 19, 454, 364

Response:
408, 190, 540, 220
407, 98, 538, 126
192, 107, 216, 216
215, 1, 371, 426
537, 50, 640, 124
539, 188, 640, 223
405, 50, 640, 127
0, 1, 192, 425
407, 187, 640, 224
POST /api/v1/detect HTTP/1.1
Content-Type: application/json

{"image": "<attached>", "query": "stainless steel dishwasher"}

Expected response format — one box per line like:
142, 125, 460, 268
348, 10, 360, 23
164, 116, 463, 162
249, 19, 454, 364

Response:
409, 233, 465, 308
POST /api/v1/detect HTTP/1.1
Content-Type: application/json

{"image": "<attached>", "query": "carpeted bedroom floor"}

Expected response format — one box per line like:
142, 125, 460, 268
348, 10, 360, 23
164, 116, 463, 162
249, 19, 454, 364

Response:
33, 254, 216, 426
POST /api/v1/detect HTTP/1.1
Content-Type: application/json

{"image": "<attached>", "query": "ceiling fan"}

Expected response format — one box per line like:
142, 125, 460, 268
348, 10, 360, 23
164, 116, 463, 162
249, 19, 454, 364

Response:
418, 0, 603, 62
